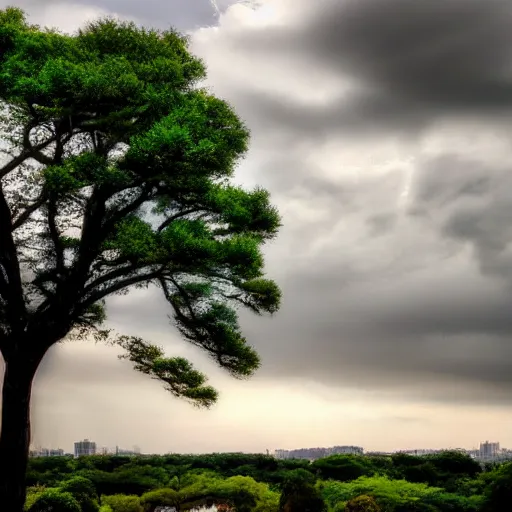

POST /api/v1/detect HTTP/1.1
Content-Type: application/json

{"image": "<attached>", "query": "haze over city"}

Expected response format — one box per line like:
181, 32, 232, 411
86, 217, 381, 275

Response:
4, 0, 512, 455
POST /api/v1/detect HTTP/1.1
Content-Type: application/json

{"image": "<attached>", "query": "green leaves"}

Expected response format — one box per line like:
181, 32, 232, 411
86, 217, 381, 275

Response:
140, 488, 180, 510
159, 219, 215, 265
208, 185, 281, 240
105, 217, 161, 264
124, 89, 249, 180
116, 336, 218, 408
236, 279, 282, 314
26, 488, 82, 512
0, 9, 281, 413
164, 279, 262, 377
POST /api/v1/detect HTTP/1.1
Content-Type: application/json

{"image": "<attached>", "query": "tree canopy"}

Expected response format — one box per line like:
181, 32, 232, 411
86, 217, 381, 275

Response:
0, 6, 281, 404
24, 451, 498, 512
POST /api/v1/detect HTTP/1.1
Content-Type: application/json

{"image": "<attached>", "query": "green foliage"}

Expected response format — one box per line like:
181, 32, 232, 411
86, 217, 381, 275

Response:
0, 6, 281, 412
279, 469, 326, 512
26, 488, 81, 512
312, 455, 376, 482
319, 476, 480, 512
60, 476, 100, 512
24, 452, 491, 512
101, 494, 143, 512
117, 336, 218, 407
480, 461, 512, 511
24, 486, 46, 511
345, 494, 381, 512
75, 464, 169, 496
140, 488, 180, 511
60, 475, 97, 497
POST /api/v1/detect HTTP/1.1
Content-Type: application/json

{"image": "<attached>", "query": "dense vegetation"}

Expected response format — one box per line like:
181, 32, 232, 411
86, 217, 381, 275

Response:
22, 451, 512, 511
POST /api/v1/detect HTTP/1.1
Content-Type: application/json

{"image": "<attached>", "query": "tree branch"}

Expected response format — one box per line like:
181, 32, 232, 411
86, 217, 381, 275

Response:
11, 191, 47, 231
0, 183, 27, 332
157, 208, 201, 233
47, 196, 65, 277
78, 267, 164, 312
0, 125, 57, 179
163, 276, 201, 329
82, 263, 139, 296
101, 186, 152, 236
0, 263, 9, 303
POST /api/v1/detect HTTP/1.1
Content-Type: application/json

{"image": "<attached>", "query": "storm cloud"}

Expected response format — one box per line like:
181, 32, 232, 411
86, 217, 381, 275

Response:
4, 0, 512, 452
189, 0, 512, 406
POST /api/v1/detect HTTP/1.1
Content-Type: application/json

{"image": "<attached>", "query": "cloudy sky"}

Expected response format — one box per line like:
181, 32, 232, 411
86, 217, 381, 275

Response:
4, 0, 512, 454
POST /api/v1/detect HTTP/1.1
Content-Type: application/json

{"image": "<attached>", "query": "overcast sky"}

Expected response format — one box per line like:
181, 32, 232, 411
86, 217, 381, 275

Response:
4, 0, 512, 454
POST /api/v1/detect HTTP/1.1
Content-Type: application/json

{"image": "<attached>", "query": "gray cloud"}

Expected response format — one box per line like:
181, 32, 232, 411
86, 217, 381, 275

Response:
5, 0, 232, 31
219, 0, 512, 140
176, 0, 512, 410
6, 0, 512, 452
410, 154, 512, 283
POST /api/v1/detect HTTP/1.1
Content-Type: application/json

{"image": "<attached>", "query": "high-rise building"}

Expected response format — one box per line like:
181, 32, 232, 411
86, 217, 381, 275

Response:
29, 448, 65, 457
74, 439, 97, 458
115, 445, 141, 456
274, 445, 363, 460
479, 441, 500, 459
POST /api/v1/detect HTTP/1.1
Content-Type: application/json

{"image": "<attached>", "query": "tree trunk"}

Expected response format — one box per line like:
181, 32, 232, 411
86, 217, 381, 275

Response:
0, 349, 43, 512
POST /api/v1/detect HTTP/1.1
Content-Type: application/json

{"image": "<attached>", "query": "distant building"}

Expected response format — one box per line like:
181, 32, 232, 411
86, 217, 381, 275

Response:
397, 448, 469, 457
398, 449, 444, 456
74, 439, 97, 458
479, 441, 500, 459
327, 446, 364, 456
274, 445, 363, 460
115, 445, 141, 456
29, 448, 65, 458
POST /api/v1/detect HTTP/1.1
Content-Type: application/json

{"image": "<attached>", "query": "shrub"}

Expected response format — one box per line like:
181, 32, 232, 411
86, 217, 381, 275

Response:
27, 488, 81, 512
60, 476, 97, 497
345, 495, 381, 512
102, 494, 143, 512
60, 476, 100, 512
140, 488, 180, 511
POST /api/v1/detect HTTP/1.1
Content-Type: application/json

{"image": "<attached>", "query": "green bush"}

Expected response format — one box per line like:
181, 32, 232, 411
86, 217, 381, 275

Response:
24, 486, 46, 511
279, 470, 326, 511
60, 476, 97, 497
345, 495, 381, 512
140, 488, 180, 511
101, 494, 143, 512
27, 488, 81, 512
60, 476, 100, 512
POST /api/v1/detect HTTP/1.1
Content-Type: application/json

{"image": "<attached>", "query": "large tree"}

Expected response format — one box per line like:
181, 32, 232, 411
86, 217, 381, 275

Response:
0, 8, 281, 510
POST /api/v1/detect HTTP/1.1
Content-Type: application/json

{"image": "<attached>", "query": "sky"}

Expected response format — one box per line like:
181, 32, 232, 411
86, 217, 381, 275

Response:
3, 0, 512, 454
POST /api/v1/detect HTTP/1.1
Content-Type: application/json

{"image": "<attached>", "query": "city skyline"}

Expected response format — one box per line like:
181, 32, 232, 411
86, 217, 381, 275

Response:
30, 439, 507, 459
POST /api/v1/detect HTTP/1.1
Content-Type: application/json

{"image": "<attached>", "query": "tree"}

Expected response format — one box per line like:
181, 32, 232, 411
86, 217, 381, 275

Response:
140, 488, 180, 512
311, 455, 374, 482
344, 495, 381, 512
279, 470, 326, 512
101, 495, 143, 512
59, 476, 100, 512
481, 461, 512, 512
0, 7, 281, 510
26, 488, 82, 512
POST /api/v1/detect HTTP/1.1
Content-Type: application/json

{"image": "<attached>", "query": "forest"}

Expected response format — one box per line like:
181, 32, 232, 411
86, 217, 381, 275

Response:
22, 450, 512, 511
